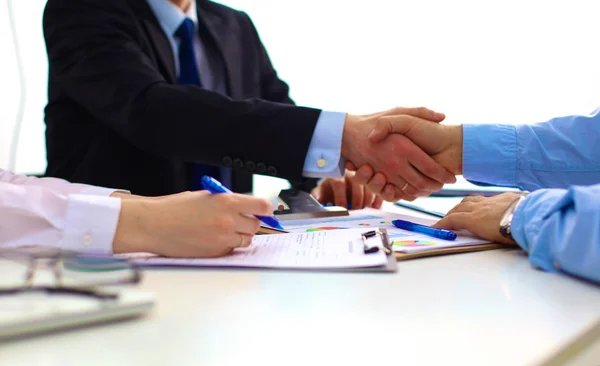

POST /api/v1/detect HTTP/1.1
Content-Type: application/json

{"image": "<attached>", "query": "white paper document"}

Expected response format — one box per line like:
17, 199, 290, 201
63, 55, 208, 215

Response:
128, 228, 389, 269
282, 209, 490, 254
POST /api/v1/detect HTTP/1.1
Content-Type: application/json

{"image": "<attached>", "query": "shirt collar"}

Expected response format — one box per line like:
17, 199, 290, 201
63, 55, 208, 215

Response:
146, 0, 198, 36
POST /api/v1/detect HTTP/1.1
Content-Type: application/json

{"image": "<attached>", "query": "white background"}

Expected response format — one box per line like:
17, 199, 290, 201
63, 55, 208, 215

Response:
1, 0, 599, 194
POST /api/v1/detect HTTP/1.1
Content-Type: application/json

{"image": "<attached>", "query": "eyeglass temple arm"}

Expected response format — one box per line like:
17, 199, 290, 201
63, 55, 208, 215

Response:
24, 259, 37, 287
51, 258, 64, 286
0, 286, 119, 300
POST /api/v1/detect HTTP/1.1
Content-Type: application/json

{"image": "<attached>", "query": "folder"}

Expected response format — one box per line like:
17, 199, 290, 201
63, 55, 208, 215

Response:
394, 243, 506, 261
281, 208, 504, 262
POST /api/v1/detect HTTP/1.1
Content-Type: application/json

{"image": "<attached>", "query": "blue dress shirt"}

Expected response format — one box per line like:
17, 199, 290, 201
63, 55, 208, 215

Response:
146, 0, 345, 179
462, 108, 600, 283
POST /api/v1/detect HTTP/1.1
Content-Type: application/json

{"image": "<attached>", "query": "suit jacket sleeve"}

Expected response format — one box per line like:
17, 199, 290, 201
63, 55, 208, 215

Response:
43, 0, 321, 182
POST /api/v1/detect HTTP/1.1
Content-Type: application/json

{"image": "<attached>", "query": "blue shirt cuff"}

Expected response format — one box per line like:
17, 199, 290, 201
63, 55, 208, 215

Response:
302, 111, 346, 178
511, 189, 566, 272
463, 124, 519, 187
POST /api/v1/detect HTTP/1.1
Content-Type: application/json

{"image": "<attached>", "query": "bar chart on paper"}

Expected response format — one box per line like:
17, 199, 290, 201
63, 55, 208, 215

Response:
288, 214, 396, 233
305, 227, 349, 232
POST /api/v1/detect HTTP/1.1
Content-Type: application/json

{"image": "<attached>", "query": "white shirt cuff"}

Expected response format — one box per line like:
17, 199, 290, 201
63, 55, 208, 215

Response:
61, 194, 122, 254
302, 111, 346, 178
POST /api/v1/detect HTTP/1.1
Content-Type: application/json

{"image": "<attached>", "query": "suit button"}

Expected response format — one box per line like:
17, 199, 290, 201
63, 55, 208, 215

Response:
222, 156, 233, 167
267, 165, 278, 176
246, 161, 256, 172
256, 163, 267, 174
233, 158, 244, 169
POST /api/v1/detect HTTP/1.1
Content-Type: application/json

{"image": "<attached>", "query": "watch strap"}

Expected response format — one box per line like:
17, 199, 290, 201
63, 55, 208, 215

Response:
499, 195, 527, 240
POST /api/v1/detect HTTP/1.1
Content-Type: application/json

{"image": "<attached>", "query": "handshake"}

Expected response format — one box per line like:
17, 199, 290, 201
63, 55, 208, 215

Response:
314, 106, 465, 206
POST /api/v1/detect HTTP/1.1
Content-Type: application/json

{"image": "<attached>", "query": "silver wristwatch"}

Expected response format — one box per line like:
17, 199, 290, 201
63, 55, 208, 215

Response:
499, 195, 528, 241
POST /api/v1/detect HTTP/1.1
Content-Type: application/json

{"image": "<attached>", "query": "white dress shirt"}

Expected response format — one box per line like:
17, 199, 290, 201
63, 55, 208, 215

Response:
0, 169, 122, 254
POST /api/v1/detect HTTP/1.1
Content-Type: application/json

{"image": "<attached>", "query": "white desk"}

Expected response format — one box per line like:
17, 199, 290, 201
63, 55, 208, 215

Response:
1, 205, 600, 366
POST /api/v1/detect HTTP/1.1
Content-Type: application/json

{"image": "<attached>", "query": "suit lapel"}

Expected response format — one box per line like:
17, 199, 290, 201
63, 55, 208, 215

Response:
134, 1, 178, 83
144, 21, 178, 83
196, 4, 241, 98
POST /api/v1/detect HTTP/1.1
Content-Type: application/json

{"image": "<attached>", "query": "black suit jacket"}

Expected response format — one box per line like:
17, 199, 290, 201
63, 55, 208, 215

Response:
43, 0, 320, 195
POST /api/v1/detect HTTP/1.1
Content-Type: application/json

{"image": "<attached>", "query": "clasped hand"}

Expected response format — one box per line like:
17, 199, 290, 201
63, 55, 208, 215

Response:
336, 106, 460, 203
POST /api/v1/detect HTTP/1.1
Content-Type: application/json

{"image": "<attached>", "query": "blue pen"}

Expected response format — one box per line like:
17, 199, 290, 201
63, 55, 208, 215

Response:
201, 176, 285, 230
391, 219, 457, 241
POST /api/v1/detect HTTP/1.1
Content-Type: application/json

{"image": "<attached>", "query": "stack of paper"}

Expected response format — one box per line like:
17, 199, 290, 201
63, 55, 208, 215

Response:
128, 228, 390, 270
124, 209, 495, 270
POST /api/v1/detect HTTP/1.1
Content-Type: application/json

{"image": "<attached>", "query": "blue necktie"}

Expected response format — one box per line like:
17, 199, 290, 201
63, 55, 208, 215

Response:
175, 18, 229, 190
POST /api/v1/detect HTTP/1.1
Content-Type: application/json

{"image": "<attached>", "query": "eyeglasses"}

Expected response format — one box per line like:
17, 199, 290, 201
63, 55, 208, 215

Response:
0, 246, 141, 300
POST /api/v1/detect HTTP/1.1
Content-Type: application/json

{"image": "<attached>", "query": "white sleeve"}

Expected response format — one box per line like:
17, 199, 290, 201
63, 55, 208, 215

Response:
0, 182, 121, 254
0, 169, 128, 197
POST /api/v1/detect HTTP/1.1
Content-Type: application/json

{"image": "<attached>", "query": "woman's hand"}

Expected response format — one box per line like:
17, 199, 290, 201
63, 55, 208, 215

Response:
113, 191, 274, 258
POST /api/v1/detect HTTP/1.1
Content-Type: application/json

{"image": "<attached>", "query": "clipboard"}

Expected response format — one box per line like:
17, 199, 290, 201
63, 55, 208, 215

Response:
256, 227, 397, 273
355, 228, 397, 272
394, 243, 506, 261
341, 252, 397, 273
256, 227, 397, 272
130, 228, 397, 273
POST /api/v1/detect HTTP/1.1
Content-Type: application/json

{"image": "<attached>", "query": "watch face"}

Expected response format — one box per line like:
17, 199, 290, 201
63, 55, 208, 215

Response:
499, 220, 512, 239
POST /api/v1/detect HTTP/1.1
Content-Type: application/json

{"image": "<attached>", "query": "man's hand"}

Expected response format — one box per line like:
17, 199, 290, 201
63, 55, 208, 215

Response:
432, 193, 526, 245
347, 117, 464, 201
344, 163, 410, 201
113, 191, 273, 257
312, 171, 384, 209
368, 115, 464, 175
341, 107, 456, 201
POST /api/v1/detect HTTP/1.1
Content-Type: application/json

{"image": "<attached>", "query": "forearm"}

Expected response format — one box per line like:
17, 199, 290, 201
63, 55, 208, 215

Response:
112, 198, 151, 254
130, 84, 320, 178
463, 108, 600, 191
0, 169, 124, 197
511, 184, 600, 283
0, 183, 120, 254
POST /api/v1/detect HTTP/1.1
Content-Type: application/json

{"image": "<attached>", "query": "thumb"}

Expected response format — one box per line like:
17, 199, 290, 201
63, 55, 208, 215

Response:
345, 161, 358, 171
431, 217, 452, 229
311, 186, 321, 201
368, 115, 415, 143
431, 213, 469, 231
